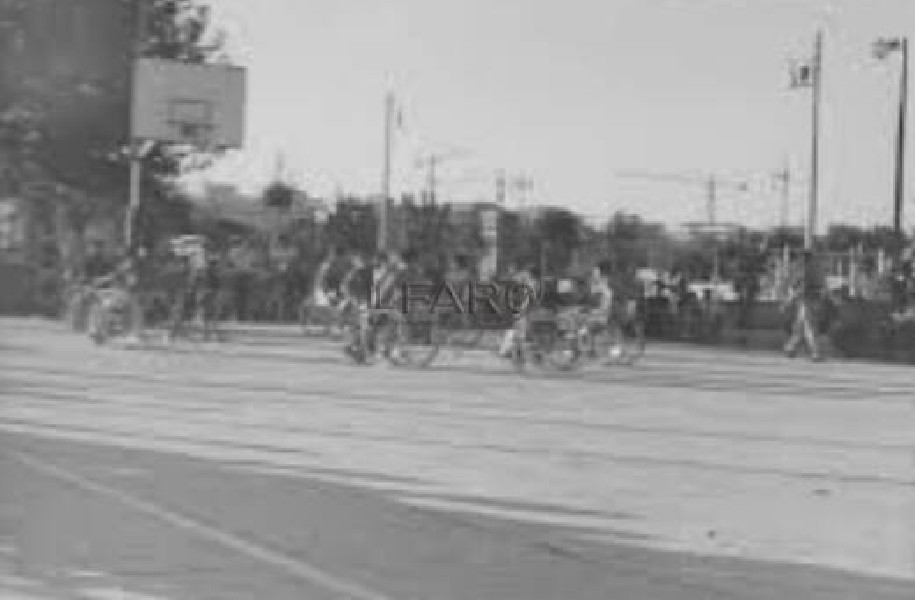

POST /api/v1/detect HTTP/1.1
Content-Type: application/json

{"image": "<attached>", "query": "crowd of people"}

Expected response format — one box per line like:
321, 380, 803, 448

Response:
59, 233, 915, 363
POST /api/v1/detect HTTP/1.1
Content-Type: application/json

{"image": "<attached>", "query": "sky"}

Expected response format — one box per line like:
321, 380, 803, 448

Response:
191, 0, 915, 232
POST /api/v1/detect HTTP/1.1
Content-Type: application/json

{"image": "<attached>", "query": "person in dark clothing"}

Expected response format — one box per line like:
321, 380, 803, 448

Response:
340, 253, 377, 360
83, 241, 113, 281
199, 254, 222, 334
168, 243, 211, 341
783, 250, 823, 361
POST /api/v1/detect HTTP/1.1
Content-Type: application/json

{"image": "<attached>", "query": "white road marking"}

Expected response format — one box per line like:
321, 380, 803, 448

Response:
13, 452, 398, 600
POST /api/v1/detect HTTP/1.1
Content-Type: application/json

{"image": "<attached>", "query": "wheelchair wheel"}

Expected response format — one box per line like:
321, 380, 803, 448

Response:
87, 302, 108, 345
543, 330, 581, 371
385, 317, 442, 369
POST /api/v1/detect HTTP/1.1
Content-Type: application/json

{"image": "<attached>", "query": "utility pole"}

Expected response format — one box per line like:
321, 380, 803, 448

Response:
706, 176, 717, 226
495, 170, 506, 204
807, 30, 823, 251
514, 176, 533, 211
776, 165, 791, 228
428, 153, 437, 207
894, 39, 908, 236
380, 91, 393, 252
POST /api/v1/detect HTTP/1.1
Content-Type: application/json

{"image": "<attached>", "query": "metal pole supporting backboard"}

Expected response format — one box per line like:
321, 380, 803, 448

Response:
126, 0, 149, 254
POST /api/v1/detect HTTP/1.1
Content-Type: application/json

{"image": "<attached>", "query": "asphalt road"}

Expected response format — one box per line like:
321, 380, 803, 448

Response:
1, 317, 914, 599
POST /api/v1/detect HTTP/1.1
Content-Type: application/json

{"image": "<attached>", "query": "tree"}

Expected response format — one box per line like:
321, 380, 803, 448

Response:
535, 207, 581, 274
326, 199, 377, 255
0, 0, 227, 256
262, 181, 296, 211
862, 226, 908, 254
497, 210, 537, 271
825, 225, 865, 251
606, 212, 667, 272
767, 226, 804, 250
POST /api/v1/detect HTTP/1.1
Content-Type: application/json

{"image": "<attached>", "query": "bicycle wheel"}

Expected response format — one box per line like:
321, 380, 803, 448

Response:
592, 320, 625, 366
542, 330, 580, 371
342, 322, 374, 365
537, 311, 582, 372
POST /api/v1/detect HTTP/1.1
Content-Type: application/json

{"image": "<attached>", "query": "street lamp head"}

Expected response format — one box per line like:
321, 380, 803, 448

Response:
874, 37, 903, 60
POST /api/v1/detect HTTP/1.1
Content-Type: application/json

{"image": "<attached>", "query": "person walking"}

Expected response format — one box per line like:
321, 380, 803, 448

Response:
782, 250, 823, 361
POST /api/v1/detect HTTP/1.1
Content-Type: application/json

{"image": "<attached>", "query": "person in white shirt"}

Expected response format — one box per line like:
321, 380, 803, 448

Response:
310, 247, 337, 308
588, 265, 614, 312
498, 263, 538, 357
372, 251, 405, 309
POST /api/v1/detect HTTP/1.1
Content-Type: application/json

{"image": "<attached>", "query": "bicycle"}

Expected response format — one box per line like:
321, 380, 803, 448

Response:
344, 307, 442, 368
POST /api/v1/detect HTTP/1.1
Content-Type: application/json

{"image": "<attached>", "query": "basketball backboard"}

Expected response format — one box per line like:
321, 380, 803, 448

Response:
131, 58, 246, 149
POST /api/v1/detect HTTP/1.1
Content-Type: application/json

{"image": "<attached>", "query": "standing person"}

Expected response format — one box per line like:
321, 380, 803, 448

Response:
167, 241, 206, 342
782, 250, 822, 361
230, 239, 255, 322
589, 262, 615, 312
199, 247, 222, 338
68, 240, 112, 329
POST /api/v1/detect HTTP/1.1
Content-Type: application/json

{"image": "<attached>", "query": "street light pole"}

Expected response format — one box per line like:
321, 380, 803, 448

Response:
706, 176, 716, 226
429, 153, 437, 207
807, 30, 823, 252
875, 36, 909, 240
